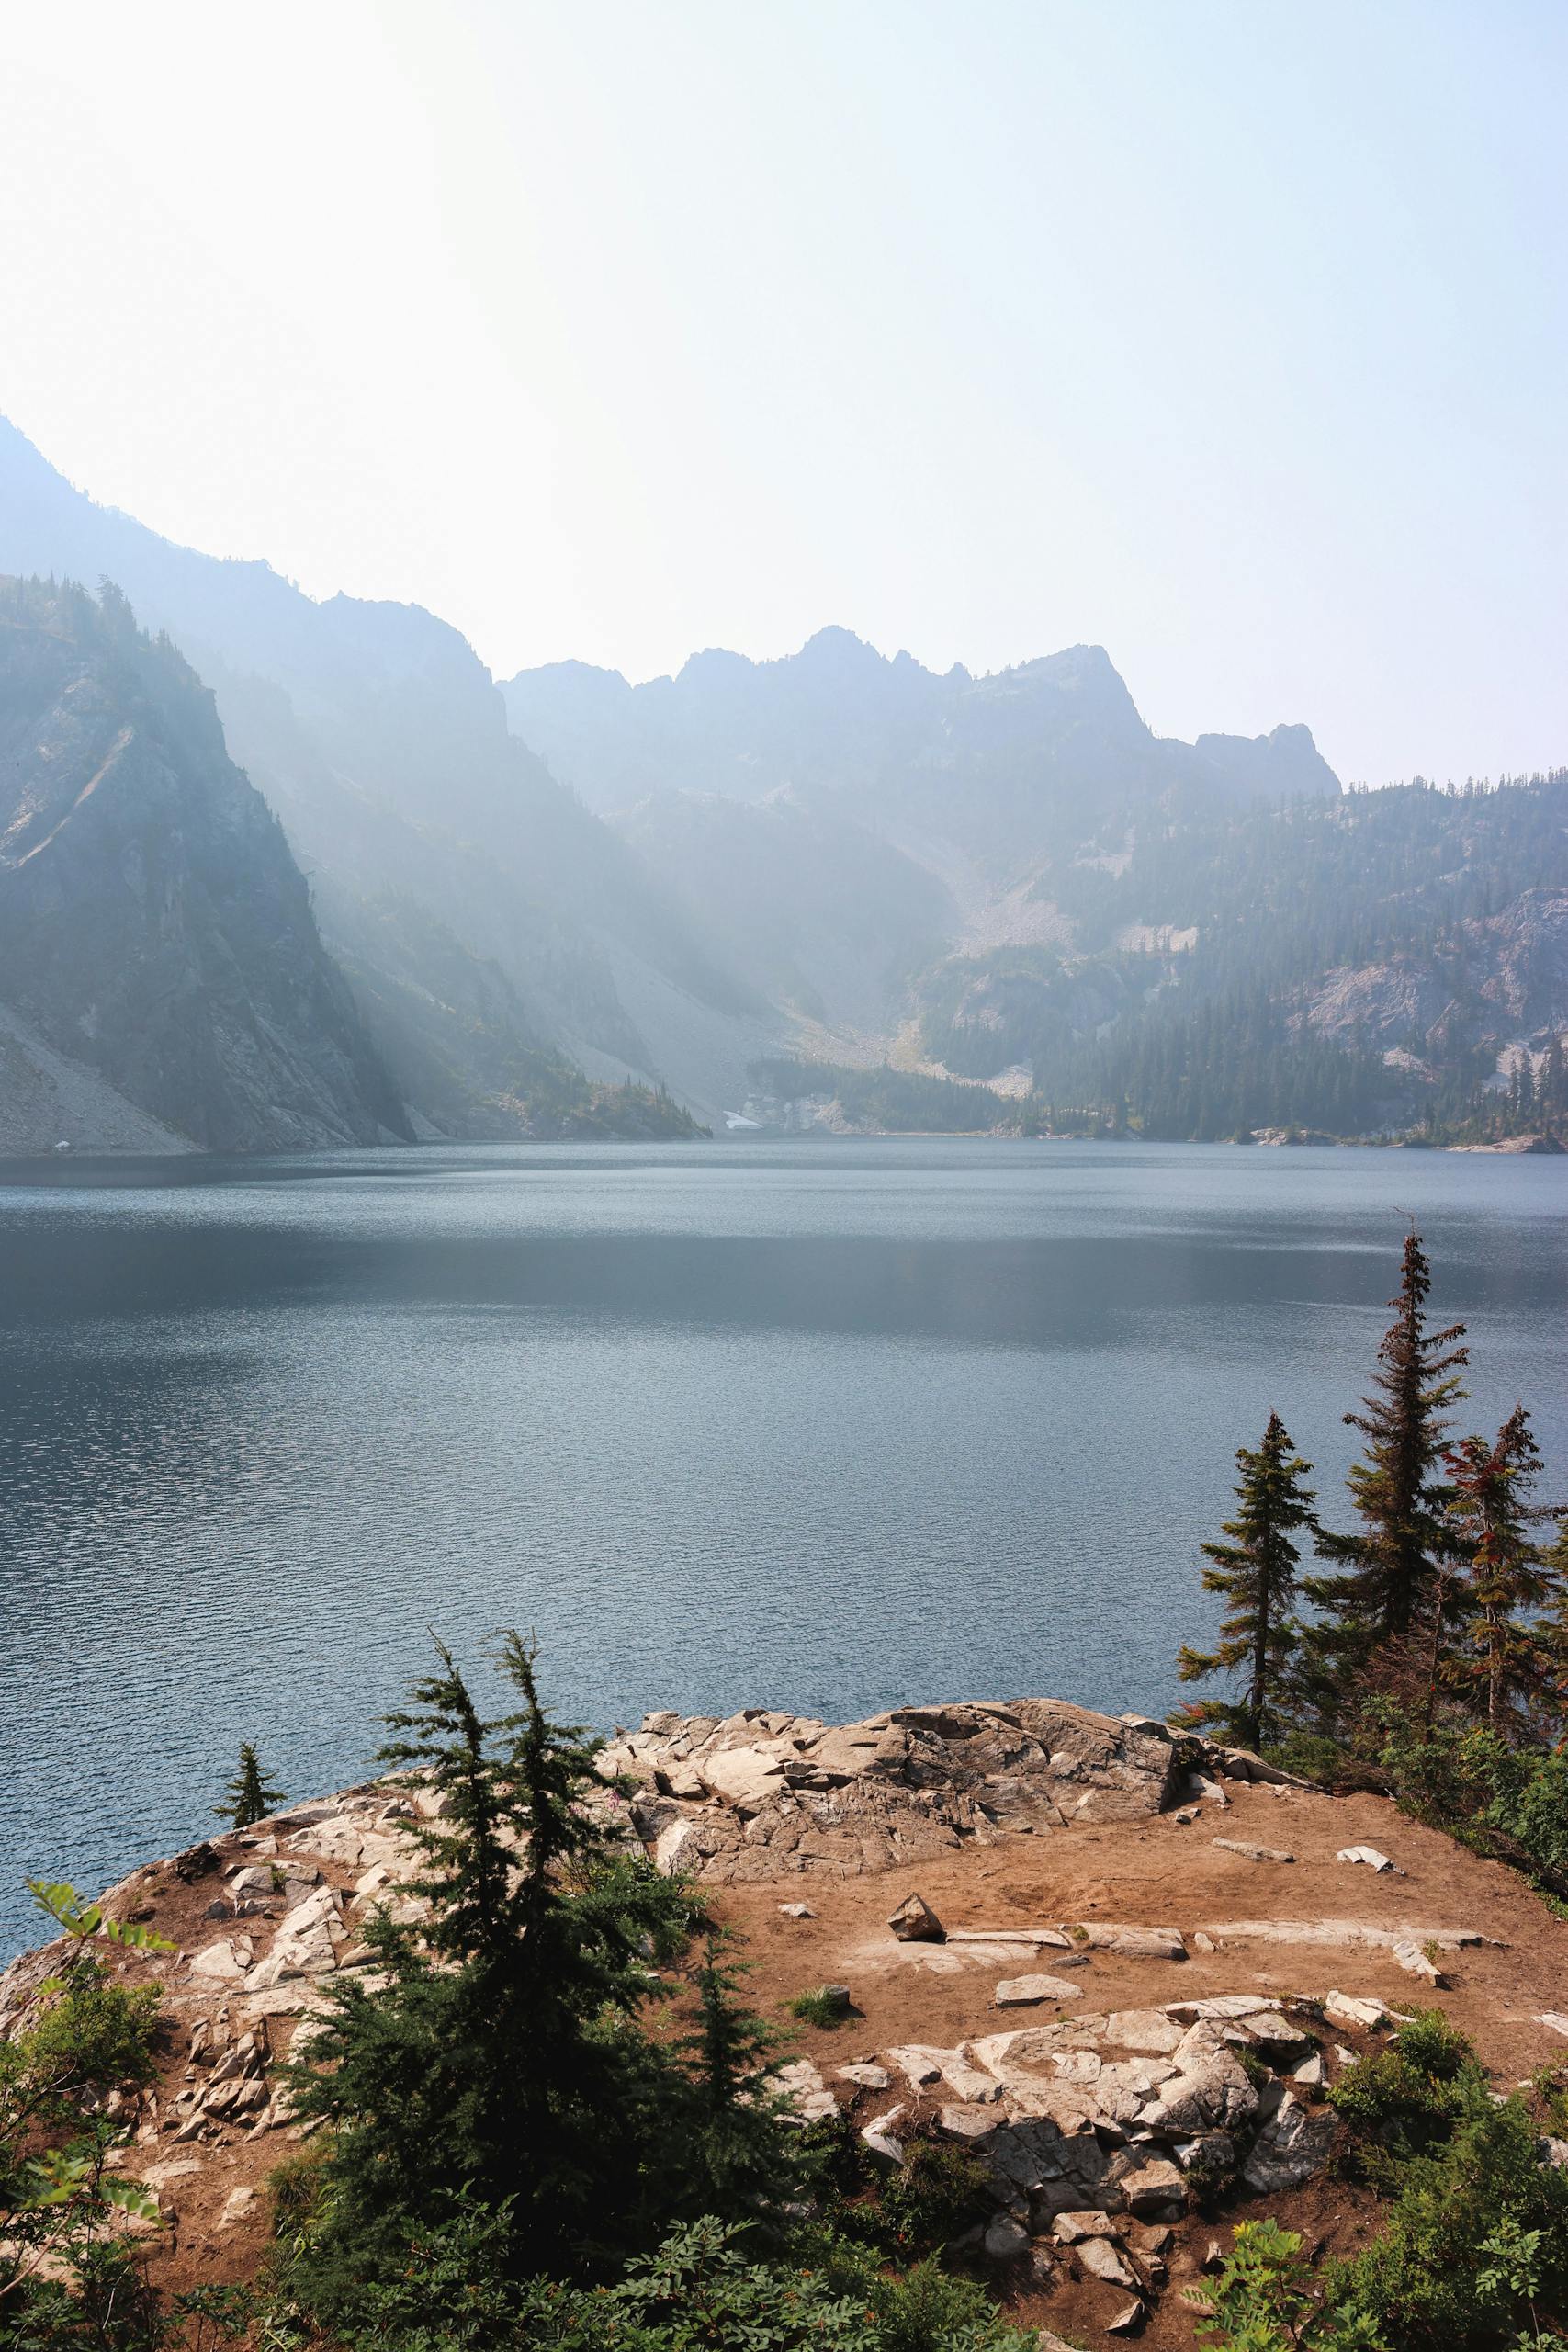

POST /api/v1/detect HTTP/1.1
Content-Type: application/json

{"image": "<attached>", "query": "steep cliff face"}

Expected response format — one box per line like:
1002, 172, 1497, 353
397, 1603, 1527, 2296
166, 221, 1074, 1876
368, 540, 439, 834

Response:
0, 419, 766, 1127
0, 580, 409, 1151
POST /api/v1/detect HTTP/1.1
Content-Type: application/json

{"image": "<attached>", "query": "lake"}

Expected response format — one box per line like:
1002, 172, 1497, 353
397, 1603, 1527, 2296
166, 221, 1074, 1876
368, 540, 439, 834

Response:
0, 1137, 1562, 1956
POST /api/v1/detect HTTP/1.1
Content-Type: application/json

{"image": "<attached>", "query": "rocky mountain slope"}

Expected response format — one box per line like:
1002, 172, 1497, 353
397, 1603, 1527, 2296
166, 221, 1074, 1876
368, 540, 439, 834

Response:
6, 1691, 1564, 2342
507, 634, 1350, 1087
0, 578, 406, 1152
519, 621, 1568, 1139
0, 420, 771, 1131
6, 416, 1562, 1142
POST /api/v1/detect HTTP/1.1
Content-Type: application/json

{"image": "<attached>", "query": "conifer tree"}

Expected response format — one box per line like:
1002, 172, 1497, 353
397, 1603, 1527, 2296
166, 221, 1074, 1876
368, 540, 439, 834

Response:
1445, 1406, 1561, 1733
1305, 1232, 1469, 1690
288, 1634, 758, 2290
671, 1929, 800, 2224
215, 1741, 286, 1828
1178, 1413, 1317, 1751
1546, 1513, 1568, 1734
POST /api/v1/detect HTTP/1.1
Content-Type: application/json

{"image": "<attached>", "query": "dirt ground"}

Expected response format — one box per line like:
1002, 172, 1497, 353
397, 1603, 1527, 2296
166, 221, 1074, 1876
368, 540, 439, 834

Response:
116, 1772, 1568, 2340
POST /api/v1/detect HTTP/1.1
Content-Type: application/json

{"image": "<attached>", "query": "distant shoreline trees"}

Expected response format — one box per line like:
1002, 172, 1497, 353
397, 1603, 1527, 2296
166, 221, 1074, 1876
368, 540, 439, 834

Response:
1177, 1228, 1567, 1830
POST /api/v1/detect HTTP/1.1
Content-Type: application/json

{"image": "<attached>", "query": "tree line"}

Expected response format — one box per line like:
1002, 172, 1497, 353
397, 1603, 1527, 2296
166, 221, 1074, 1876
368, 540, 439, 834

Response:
1176, 1232, 1568, 1855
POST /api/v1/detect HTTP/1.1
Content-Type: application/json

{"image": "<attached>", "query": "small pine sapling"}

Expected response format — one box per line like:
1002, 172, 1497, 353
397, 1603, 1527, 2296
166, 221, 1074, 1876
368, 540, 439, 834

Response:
216, 1742, 287, 1829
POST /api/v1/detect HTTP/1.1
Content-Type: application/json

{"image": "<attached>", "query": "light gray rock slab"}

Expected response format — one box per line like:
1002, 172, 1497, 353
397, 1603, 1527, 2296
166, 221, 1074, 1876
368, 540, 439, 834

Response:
997, 1973, 1085, 2006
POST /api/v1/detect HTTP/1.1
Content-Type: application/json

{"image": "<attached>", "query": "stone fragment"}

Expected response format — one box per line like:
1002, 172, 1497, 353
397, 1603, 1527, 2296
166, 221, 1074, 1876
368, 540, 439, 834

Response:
1072, 1924, 1186, 1960
1241, 2089, 1337, 2193
1106, 2298, 1145, 2335
653, 1819, 697, 1875
1337, 1845, 1398, 1872
1196, 1918, 1493, 1952
774, 2058, 837, 2125
1118, 2158, 1186, 2218
189, 1939, 253, 1981
1051, 2049, 1103, 2084
1143, 2047, 1258, 2137
1078, 2238, 1139, 2289
778, 1903, 816, 1919
947, 1926, 1072, 1947
935, 2053, 1005, 2103
888, 1893, 944, 1942
1291, 2052, 1326, 2093
861, 2105, 907, 2162
1165, 1996, 1276, 2021
1325, 1990, 1402, 2032
1393, 1940, 1447, 1986
997, 1973, 1085, 2007
1537, 2014, 1568, 2039
937, 2103, 1000, 2142
1212, 1838, 1295, 1865
887, 2045, 943, 2088
1053, 2211, 1117, 2243
220, 2187, 256, 2227
984, 2214, 1029, 2261
836, 2062, 890, 2090
1191, 1931, 1216, 1953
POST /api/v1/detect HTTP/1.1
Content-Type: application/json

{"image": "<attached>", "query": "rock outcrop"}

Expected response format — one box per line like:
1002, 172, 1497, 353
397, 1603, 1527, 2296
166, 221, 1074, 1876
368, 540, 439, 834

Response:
600, 1697, 1287, 1883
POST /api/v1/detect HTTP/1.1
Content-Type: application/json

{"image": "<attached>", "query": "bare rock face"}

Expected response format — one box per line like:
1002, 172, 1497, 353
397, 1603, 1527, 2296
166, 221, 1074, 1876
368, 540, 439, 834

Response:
0, 578, 407, 1151
599, 1696, 1226, 1884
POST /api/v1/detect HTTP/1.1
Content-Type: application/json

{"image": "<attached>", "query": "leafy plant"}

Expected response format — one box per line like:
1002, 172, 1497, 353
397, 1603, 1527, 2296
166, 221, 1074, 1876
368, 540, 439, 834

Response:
1192, 2219, 1384, 2352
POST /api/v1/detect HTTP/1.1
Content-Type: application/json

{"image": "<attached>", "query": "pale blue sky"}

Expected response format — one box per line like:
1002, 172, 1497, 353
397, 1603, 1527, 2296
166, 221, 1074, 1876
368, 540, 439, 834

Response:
1, 0, 1562, 782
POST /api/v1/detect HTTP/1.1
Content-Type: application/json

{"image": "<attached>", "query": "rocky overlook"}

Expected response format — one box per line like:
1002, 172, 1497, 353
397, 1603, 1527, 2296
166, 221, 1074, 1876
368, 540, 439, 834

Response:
6, 1692, 1565, 2344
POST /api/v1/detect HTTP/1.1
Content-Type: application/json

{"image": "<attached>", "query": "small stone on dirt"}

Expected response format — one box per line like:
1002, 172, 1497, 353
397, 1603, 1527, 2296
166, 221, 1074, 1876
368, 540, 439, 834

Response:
1337, 1845, 1398, 1872
888, 1892, 944, 1942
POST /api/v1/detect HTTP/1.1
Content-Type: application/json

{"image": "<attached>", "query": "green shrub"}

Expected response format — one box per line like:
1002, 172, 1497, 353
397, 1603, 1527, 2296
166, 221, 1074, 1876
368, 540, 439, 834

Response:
1329, 2009, 1482, 2175
1375, 1717, 1568, 1896
1265, 1732, 1348, 1787
785, 1986, 850, 2030
874, 2138, 996, 2258
20, 1973, 163, 2096
342, 2211, 1036, 2350
1329, 2092, 1568, 2348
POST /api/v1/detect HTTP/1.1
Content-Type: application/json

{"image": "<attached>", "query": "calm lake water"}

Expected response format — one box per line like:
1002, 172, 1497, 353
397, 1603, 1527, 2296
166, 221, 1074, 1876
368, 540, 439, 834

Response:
0, 1137, 1563, 1955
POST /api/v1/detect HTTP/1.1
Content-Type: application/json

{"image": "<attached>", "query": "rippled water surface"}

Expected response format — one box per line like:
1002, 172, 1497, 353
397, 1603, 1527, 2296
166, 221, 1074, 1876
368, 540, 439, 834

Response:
0, 1137, 1563, 1953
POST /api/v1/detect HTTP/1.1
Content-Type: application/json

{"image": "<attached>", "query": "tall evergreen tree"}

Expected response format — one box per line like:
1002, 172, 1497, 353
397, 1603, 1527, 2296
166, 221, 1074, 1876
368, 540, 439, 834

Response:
215, 1741, 286, 1828
1178, 1413, 1317, 1750
288, 1635, 773, 2293
1305, 1232, 1469, 1691
1446, 1407, 1561, 1733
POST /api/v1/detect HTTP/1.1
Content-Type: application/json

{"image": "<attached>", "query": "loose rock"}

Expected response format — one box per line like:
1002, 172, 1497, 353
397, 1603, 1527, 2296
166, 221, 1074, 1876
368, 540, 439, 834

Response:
888, 1892, 945, 1942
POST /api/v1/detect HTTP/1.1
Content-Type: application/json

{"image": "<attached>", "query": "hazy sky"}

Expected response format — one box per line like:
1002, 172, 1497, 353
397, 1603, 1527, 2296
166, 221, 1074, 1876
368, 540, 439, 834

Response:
2, 0, 1563, 783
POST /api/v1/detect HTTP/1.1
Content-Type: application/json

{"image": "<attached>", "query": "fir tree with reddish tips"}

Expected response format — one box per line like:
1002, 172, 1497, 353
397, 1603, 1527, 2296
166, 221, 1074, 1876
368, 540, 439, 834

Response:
1446, 1406, 1562, 1734
1305, 1231, 1470, 1697
1178, 1412, 1317, 1753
